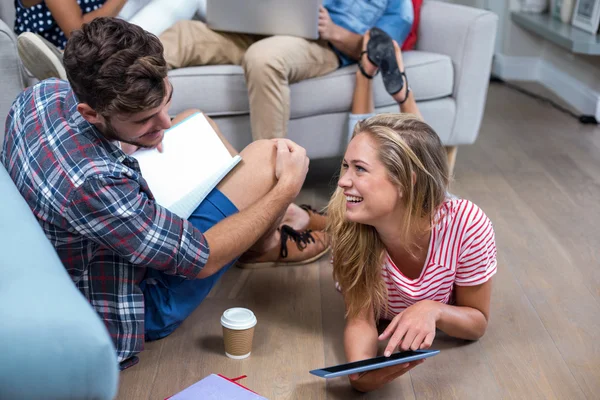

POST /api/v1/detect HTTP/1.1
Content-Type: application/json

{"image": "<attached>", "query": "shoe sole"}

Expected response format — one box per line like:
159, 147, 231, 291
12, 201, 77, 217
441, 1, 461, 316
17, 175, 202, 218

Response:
17, 33, 67, 81
236, 246, 331, 269
367, 27, 404, 95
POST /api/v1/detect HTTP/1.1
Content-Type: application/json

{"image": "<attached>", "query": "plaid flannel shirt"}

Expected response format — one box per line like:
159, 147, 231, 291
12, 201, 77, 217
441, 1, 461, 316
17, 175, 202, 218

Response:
1, 79, 210, 364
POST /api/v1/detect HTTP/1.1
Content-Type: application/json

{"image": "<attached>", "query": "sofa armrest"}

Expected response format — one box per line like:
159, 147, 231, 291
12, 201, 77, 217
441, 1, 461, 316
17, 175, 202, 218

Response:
417, 1, 497, 145
0, 166, 119, 400
0, 18, 24, 148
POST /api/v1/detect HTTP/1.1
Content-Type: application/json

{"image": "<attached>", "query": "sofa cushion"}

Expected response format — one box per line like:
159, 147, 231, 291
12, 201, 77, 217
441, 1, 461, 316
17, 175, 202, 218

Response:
168, 50, 453, 117
0, 165, 119, 399
0, 1, 15, 31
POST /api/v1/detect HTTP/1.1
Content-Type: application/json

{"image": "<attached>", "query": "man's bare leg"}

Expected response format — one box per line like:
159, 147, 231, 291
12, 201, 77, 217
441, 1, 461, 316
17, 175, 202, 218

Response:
217, 139, 284, 253
170, 109, 323, 255
202, 111, 319, 233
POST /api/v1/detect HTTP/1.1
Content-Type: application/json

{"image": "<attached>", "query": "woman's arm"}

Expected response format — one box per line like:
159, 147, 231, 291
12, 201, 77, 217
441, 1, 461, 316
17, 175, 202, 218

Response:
390, 41, 423, 120
344, 303, 423, 392
344, 304, 379, 363
45, 0, 127, 38
436, 280, 492, 340
379, 280, 492, 355
397, 90, 422, 120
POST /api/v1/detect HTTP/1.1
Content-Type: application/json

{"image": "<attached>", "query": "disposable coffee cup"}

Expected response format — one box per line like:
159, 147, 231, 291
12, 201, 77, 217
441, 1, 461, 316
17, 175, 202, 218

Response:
221, 308, 257, 359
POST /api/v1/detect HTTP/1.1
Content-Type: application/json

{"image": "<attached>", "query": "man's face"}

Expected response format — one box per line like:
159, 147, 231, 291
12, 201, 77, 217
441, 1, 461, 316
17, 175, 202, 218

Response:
95, 80, 174, 149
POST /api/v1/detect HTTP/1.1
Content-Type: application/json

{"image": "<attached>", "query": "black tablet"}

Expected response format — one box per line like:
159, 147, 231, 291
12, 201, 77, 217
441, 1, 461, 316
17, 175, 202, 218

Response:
309, 349, 439, 378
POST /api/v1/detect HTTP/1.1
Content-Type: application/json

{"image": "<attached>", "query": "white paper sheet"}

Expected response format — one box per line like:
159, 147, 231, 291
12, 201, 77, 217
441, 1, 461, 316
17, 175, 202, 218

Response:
132, 113, 241, 218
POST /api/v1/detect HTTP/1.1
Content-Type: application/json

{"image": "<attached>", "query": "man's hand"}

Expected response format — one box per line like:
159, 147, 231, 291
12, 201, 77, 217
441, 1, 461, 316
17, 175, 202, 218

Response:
348, 359, 424, 392
379, 300, 440, 355
318, 5, 339, 42
273, 139, 309, 199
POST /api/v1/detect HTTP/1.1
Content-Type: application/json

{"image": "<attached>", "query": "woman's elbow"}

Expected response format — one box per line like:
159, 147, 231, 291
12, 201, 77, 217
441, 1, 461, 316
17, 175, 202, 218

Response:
467, 318, 489, 341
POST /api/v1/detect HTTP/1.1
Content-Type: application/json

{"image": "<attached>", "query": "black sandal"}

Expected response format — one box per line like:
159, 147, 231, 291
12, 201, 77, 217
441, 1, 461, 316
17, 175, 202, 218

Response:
358, 50, 379, 79
397, 71, 411, 104
367, 27, 404, 95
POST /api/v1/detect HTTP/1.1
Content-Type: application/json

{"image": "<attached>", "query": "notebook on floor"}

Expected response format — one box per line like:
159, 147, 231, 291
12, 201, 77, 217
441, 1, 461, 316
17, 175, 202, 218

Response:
167, 374, 267, 400
132, 113, 241, 219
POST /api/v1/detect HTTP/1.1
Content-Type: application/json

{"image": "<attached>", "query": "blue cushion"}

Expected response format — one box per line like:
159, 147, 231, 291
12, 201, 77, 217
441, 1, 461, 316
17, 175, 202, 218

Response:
0, 166, 118, 399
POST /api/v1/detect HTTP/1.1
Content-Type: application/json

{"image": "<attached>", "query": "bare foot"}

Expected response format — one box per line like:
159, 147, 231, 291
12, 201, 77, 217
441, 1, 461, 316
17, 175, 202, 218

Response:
280, 203, 310, 231
391, 40, 409, 104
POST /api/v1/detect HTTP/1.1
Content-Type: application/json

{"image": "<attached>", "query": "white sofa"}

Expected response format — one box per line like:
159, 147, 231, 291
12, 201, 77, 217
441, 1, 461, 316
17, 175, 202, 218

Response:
1, 1, 498, 160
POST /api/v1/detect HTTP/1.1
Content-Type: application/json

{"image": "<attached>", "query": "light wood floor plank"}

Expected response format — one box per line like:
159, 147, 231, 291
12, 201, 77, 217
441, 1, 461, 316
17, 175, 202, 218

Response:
116, 339, 164, 400
455, 177, 587, 399
453, 92, 599, 398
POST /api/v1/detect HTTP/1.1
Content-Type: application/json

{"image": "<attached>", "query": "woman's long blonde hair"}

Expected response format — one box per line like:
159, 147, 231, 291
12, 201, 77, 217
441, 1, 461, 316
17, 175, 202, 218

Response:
327, 113, 450, 319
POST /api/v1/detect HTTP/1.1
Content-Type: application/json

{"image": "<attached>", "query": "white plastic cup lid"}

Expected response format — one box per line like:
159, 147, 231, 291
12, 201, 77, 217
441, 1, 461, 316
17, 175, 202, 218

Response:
221, 308, 257, 330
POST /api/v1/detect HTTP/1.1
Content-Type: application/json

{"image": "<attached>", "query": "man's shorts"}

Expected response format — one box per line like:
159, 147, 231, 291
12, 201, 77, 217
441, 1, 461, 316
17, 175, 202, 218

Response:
141, 188, 238, 341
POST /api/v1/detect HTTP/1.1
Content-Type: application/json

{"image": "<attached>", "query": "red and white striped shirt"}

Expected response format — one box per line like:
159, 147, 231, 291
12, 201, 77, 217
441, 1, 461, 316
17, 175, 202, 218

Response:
381, 197, 497, 319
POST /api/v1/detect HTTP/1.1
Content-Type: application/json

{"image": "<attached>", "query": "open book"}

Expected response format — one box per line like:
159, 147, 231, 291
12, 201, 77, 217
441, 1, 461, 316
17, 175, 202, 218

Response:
132, 113, 241, 219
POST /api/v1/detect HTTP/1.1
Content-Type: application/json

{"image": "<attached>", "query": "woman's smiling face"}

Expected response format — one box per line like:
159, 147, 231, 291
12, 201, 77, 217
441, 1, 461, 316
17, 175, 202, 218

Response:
338, 132, 403, 225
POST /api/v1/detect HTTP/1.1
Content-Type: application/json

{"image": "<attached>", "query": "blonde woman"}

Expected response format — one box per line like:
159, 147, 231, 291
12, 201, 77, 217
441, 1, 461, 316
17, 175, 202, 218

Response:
328, 32, 497, 392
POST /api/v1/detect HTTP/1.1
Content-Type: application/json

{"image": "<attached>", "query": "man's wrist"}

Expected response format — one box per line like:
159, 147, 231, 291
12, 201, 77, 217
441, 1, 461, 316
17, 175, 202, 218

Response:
327, 24, 341, 43
273, 179, 299, 203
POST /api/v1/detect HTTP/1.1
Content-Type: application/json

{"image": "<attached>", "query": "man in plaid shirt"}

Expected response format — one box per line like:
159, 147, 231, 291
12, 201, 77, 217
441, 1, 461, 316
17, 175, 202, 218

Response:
2, 18, 329, 369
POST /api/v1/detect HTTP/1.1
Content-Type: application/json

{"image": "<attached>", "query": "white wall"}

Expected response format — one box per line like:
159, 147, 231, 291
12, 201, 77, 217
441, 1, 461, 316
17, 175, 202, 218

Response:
443, 0, 600, 118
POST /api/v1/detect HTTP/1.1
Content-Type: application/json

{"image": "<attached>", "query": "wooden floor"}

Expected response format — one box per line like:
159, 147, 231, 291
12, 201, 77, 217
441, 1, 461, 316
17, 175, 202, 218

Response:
116, 83, 600, 400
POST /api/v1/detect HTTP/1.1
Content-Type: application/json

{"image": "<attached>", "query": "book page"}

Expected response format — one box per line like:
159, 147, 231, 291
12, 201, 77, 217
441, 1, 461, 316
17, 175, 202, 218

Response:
132, 113, 241, 219
169, 374, 266, 399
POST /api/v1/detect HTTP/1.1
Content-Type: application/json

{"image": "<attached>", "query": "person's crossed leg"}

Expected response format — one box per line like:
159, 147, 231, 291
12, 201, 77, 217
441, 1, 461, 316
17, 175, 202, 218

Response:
140, 109, 330, 347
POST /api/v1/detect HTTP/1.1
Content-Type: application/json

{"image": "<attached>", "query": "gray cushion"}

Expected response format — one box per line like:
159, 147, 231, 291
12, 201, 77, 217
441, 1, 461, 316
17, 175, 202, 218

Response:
0, 1, 15, 31
168, 50, 453, 117
210, 96, 456, 160
1, 19, 24, 150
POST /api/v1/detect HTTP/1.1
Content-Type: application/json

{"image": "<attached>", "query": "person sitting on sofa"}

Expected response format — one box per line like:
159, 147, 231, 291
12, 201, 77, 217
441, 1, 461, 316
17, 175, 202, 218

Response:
14, 0, 206, 80
158, 0, 414, 141
2, 17, 329, 369
327, 31, 497, 392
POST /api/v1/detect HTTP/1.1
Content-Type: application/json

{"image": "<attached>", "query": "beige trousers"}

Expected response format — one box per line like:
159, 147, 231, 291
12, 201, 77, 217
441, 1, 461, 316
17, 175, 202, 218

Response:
159, 21, 340, 140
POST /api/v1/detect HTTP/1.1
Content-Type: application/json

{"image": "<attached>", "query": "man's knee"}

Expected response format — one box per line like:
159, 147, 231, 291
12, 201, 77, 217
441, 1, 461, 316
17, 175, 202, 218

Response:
240, 139, 277, 162
241, 140, 277, 181
162, 19, 209, 37
160, 20, 211, 69
242, 40, 286, 78
218, 139, 277, 210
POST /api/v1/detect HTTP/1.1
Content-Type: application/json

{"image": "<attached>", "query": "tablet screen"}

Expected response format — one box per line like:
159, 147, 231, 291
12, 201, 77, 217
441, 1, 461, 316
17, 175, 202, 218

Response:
321, 351, 424, 373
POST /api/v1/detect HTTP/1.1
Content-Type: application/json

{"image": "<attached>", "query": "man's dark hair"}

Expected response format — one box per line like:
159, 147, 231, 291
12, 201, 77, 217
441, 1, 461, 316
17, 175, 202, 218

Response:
63, 17, 168, 115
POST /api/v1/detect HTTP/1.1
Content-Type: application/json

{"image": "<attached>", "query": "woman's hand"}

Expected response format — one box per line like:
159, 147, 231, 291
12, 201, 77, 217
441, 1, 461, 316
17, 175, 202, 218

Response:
348, 359, 425, 392
318, 5, 339, 42
379, 300, 441, 356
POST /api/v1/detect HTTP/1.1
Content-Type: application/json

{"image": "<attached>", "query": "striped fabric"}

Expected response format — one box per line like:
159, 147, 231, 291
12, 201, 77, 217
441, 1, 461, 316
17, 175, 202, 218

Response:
1, 79, 210, 364
381, 197, 497, 319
